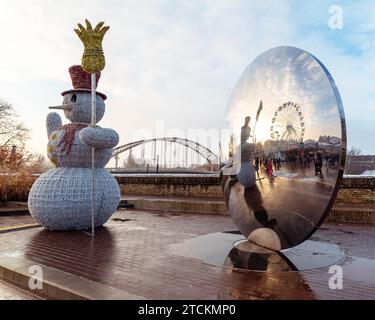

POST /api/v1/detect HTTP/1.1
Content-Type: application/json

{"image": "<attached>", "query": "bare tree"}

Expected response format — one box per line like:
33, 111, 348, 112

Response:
0, 99, 29, 151
0, 100, 39, 201
348, 146, 362, 156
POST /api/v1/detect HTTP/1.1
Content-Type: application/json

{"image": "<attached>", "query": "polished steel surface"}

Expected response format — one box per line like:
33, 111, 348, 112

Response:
223, 46, 346, 250
224, 240, 295, 271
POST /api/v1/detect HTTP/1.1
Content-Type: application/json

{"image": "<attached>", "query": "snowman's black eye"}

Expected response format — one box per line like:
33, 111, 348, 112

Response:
71, 94, 77, 102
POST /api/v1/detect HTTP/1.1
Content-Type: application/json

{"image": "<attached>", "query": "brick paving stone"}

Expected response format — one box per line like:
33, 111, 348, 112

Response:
0, 210, 374, 299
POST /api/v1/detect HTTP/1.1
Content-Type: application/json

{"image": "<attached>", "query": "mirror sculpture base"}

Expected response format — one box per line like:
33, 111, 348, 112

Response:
171, 232, 345, 272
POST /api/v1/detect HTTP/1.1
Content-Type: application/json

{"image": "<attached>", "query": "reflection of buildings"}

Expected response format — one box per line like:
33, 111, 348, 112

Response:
260, 135, 341, 162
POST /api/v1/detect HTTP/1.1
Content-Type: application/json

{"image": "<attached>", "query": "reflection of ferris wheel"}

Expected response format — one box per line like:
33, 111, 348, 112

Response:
270, 101, 305, 142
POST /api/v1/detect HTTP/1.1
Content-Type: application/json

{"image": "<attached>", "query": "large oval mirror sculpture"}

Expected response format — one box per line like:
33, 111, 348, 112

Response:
223, 46, 346, 250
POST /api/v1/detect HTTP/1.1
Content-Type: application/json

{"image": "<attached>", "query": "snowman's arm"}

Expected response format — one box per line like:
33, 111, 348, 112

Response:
46, 112, 62, 139
79, 127, 119, 149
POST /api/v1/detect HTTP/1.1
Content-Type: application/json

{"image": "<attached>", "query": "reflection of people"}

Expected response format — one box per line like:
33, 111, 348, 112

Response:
241, 116, 252, 143
267, 158, 273, 178
254, 157, 260, 179
243, 186, 277, 229
315, 153, 323, 176
304, 155, 308, 168
238, 145, 256, 188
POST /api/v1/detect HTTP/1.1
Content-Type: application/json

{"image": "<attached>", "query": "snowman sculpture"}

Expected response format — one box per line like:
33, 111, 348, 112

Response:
28, 20, 120, 230
28, 65, 120, 230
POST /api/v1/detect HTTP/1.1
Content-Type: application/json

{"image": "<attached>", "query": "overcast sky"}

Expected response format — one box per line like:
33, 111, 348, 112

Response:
0, 0, 374, 161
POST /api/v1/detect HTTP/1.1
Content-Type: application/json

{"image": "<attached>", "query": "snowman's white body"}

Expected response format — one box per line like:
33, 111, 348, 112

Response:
28, 91, 120, 230
28, 167, 119, 230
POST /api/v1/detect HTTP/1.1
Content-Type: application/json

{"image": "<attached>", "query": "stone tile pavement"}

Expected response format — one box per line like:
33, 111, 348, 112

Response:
0, 280, 40, 300
0, 215, 36, 228
0, 210, 374, 300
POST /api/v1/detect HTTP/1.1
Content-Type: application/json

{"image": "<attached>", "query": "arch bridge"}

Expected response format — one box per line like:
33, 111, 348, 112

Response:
110, 137, 220, 173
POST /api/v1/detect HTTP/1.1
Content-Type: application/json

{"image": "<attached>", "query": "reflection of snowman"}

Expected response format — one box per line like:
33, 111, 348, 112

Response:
28, 65, 120, 230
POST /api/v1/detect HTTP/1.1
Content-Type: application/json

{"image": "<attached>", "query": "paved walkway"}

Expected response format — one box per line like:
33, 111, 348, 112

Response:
0, 215, 36, 228
0, 280, 40, 300
121, 194, 223, 202
0, 211, 375, 299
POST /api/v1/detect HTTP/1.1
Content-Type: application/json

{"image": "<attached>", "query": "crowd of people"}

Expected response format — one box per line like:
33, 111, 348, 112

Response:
251, 152, 336, 179
238, 115, 338, 181
253, 156, 281, 178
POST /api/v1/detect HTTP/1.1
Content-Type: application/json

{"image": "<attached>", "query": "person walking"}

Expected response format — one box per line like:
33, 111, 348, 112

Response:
315, 153, 323, 176
267, 157, 273, 178
255, 156, 260, 179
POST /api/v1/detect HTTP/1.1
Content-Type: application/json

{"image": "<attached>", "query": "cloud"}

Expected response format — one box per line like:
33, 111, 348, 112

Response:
0, 0, 373, 162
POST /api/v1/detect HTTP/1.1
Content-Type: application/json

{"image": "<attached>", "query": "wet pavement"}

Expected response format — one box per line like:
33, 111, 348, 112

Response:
0, 210, 374, 300
251, 163, 337, 225
273, 161, 338, 182
0, 280, 40, 300
0, 215, 36, 229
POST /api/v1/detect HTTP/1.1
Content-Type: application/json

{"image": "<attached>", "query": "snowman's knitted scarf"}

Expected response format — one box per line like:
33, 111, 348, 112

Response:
58, 123, 88, 155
